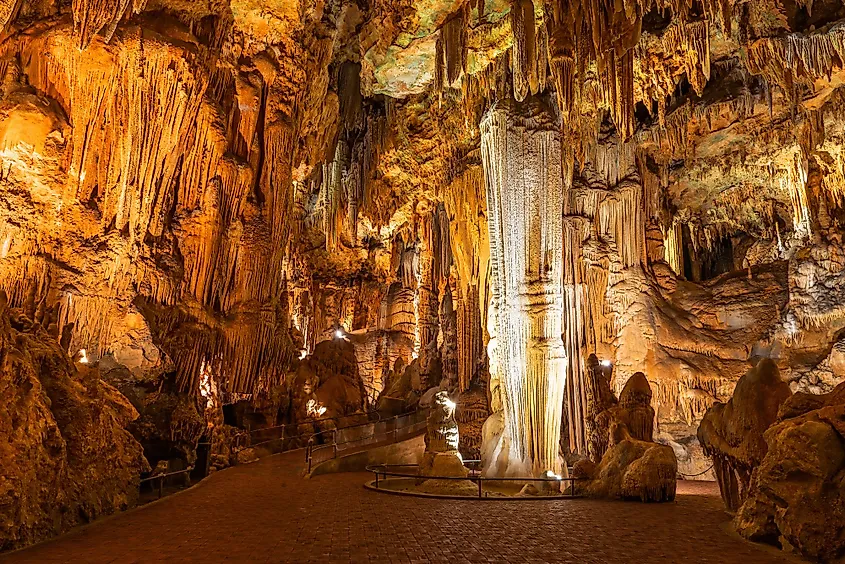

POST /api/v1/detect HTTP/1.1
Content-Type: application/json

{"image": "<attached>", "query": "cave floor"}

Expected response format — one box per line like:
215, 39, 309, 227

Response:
2, 452, 794, 564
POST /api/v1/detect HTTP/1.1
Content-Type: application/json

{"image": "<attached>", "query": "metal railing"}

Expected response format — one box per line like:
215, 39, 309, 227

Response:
305, 409, 430, 473
366, 463, 579, 499
232, 411, 384, 452
139, 468, 194, 499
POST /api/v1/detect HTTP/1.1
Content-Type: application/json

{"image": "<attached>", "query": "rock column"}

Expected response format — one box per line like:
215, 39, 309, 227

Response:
480, 98, 568, 477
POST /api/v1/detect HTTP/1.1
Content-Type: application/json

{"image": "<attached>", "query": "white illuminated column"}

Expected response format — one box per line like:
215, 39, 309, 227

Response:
481, 98, 568, 478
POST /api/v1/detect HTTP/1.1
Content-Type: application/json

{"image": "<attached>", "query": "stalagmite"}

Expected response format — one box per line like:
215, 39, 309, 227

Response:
481, 97, 568, 477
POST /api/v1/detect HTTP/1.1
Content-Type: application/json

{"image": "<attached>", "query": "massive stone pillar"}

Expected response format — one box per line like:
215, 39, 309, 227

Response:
480, 98, 568, 477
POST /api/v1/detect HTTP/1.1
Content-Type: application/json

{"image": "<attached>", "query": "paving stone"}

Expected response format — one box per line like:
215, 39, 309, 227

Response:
0, 452, 793, 564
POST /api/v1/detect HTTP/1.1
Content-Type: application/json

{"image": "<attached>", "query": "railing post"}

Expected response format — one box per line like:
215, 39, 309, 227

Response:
478, 478, 482, 498
375, 472, 379, 488
159, 477, 164, 499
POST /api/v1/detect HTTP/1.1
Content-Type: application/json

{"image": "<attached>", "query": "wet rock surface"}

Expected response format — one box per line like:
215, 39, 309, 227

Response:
0, 292, 148, 550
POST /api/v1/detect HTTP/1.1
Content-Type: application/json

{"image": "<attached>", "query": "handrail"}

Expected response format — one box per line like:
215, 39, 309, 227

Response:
234, 410, 391, 449
305, 409, 430, 473
140, 467, 194, 499
365, 463, 579, 499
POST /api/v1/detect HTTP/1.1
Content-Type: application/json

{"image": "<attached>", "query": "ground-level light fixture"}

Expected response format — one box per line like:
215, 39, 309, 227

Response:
600, 359, 612, 367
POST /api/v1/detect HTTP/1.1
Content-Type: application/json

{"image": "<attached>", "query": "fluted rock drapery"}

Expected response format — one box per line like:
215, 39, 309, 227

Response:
480, 98, 568, 478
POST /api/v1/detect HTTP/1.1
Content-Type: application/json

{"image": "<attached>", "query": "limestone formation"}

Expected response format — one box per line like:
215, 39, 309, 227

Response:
293, 338, 367, 422
734, 382, 845, 562
456, 380, 489, 460
0, 291, 148, 550
481, 97, 568, 478
584, 354, 617, 463
698, 359, 793, 511
4, 0, 845, 554
574, 376, 677, 502
420, 390, 468, 478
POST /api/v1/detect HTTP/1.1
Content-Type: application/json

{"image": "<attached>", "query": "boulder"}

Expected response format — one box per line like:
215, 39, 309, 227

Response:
576, 425, 677, 502
734, 382, 845, 562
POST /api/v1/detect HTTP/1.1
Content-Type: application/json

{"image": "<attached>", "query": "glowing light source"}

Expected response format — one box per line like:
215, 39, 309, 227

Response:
600, 359, 612, 367
306, 399, 327, 417
334, 327, 346, 340
199, 359, 218, 411
78, 349, 89, 364
299, 349, 307, 360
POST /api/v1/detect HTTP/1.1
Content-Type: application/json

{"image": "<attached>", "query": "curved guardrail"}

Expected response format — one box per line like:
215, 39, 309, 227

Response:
232, 411, 384, 451
365, 462, 579, 499
305, 409, 430, 473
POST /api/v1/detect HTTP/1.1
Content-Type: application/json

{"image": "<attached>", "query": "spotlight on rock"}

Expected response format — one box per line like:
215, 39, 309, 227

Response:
78, 349, 89, 364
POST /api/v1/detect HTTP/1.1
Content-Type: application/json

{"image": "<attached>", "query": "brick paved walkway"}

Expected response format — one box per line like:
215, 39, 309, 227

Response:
2, 452, 793, 564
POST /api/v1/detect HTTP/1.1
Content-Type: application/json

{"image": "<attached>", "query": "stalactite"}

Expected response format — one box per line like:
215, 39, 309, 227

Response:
611, 51, 635, 141
510, 0, 535, 103
746, 24, 845, 91
443, 167, 489, 394
550, 56, 576, 123
338, 61, 364, 131
431, 202, 452, 284
663, 219, 684, 275
443, 14, 465, 87
323, 139, 348, 251
434, 35, 444, 94
73, 0, 149, 49
781, 151, 812, 239
434, 9, 467, 93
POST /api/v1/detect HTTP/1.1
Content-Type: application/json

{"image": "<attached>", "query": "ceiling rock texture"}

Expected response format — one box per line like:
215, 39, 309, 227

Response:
2, 0, 845, 557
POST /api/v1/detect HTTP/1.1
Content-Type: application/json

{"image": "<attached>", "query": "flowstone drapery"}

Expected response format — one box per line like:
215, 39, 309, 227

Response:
480, 98, 568, 478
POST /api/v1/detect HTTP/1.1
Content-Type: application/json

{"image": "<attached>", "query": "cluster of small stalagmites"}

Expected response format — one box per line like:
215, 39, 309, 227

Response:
573, 371, 677, 503
697, 359, 793, 511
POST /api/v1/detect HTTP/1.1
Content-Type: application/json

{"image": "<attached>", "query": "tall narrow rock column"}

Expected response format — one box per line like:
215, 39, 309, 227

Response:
480, 98, 568, 477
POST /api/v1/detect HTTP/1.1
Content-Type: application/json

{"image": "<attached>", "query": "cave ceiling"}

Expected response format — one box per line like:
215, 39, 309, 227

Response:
2, 0, 845, 407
